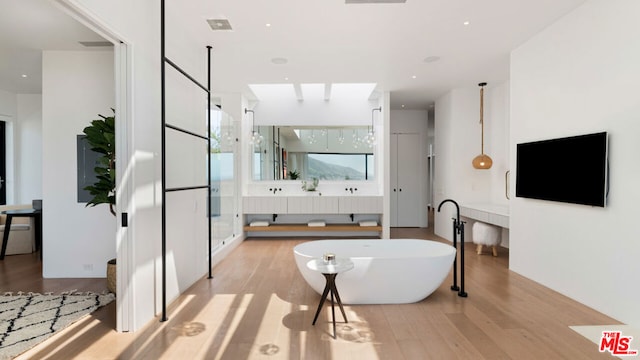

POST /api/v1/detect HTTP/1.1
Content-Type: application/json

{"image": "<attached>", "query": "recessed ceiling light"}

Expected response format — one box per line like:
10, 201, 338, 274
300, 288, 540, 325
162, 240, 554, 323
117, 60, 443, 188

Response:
271, 57, 288, 65
266, 23, 271, 27
423, 56, 441, 63
463, 21, 470, 25
21, 74, 27, 78
401, 104, 405, 108
412, 75, 417, 79
284, 77, 289, 80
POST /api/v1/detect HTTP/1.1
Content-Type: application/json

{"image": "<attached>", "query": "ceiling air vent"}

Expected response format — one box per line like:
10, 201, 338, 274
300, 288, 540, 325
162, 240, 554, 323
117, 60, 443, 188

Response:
346, 0, 406, 3
207, 19, 233, 31
78, 41, 113, 47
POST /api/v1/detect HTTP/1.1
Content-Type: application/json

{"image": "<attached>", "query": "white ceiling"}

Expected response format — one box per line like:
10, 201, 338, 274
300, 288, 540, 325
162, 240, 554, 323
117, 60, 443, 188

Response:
0, 0, 109, 94
208, 0, 586, 109
0, 0, 587, 109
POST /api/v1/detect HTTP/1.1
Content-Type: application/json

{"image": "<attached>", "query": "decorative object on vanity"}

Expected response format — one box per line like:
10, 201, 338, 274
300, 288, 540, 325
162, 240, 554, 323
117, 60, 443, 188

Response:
472, 221, 501, 256
437, 199, 468, 297
288, 169, 300, 180
472, 82, 493, 169
301, 177, 319, 191
245, 108, 264, 148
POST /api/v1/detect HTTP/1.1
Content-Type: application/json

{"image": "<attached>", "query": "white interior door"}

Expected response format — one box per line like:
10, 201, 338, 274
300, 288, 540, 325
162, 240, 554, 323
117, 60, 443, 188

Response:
396, 133, 421, 226
390, 134, 399, 226
390, 133, 422, 227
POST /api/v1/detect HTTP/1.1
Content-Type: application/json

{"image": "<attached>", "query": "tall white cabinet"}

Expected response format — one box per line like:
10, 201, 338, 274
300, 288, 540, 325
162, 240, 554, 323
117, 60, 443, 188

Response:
390, 133, 422, 227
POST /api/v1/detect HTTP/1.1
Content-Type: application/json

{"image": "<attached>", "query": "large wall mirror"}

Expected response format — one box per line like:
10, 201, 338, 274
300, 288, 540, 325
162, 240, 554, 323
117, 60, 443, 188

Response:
252, 126, 375, 181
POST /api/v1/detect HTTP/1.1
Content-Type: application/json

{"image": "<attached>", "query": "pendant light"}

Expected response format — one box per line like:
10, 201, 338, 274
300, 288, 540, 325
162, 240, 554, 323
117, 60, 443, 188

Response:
472, 82, 493, 169
245, 109, 263, 148
365, 107, 381, 148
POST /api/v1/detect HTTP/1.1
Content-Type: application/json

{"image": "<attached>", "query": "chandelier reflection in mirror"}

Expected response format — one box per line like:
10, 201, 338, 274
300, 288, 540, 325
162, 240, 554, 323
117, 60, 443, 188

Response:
364, 107, 381, 148
245, 109, 264, 149
306, 129, 317, 145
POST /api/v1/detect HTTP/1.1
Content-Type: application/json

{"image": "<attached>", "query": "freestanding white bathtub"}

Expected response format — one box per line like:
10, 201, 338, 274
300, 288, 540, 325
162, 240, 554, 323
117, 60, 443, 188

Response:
293, 239, 456, 304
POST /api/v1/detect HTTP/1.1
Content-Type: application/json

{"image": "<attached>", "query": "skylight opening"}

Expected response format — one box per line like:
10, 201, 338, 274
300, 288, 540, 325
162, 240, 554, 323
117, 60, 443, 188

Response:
248, 84, 297, 101
248, 82, 377, 101
300, 83, 326, 101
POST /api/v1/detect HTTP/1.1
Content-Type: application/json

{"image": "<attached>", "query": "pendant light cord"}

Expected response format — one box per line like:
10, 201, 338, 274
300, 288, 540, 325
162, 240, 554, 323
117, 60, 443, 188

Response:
479, 82, 487, 154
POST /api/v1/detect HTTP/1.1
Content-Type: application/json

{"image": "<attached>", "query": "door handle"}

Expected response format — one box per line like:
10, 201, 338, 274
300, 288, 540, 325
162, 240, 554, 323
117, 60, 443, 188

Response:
505, 170, 510, 200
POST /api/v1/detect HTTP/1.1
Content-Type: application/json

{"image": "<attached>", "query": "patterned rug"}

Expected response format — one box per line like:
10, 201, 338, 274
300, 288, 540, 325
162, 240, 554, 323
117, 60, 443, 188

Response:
0, 291, 115, 360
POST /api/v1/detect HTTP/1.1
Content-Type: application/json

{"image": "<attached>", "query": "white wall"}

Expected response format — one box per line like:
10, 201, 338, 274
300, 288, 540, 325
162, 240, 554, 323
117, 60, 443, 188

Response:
434, 83, 510, 241
0, 89, 17, 117
390, 109, 429, 227
510, 0, 640, 327
16, 94, 43, 203
42, 50, 116, 277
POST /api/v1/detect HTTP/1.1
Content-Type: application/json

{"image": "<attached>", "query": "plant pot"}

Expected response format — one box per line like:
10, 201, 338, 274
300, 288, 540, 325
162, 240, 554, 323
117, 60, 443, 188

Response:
106, 258, 117, 294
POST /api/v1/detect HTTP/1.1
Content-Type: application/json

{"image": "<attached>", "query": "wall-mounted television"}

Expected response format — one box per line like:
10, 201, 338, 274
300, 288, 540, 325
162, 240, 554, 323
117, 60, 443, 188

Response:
516, 132, 608, 207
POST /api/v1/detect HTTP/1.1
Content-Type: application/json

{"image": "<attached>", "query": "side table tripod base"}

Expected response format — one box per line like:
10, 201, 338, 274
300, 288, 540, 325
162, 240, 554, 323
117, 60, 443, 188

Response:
307, 258, 354, 339
312, 273, 348, 339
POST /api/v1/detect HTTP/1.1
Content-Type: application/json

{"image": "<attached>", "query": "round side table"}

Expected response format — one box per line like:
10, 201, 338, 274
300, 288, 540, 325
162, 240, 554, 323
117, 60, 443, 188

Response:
307, 258, 354, 339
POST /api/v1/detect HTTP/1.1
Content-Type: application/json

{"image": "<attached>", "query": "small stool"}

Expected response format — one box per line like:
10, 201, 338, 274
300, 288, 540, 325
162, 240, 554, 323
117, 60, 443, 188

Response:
307, 258, 354, 339
472, 221, 501, 257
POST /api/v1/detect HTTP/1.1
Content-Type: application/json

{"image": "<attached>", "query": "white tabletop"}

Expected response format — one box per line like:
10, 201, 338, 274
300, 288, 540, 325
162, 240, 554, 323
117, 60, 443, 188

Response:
307, 258, 354, 274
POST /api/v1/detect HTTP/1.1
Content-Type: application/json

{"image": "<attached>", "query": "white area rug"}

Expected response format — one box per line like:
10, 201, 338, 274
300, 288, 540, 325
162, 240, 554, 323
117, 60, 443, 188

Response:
570, 325, 640, 359
0, 292, 115, 360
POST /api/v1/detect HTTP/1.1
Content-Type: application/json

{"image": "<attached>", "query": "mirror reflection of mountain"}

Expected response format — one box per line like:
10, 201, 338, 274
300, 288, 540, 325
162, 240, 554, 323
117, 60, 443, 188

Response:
307, 157, 364, 180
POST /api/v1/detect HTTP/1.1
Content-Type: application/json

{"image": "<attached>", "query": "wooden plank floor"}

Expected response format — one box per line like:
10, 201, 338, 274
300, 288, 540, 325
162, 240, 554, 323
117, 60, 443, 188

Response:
4, 220, 621, 359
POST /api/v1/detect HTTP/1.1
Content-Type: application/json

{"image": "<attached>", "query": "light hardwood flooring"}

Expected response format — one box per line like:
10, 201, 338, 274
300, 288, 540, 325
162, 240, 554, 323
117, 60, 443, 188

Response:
4, 221, 621, 359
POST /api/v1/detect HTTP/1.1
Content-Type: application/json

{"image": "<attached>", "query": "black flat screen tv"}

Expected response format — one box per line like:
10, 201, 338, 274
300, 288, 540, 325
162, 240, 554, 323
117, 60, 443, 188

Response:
516, 132, 608, 207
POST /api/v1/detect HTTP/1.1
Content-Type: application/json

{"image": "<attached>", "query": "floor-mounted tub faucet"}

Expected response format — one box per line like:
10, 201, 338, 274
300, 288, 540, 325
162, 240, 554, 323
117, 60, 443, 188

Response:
437, 198, 468, 298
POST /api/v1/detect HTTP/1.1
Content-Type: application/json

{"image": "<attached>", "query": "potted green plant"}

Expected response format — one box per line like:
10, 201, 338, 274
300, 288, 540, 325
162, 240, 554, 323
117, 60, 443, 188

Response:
83, 111, 116, 293
289, 169, 300, 180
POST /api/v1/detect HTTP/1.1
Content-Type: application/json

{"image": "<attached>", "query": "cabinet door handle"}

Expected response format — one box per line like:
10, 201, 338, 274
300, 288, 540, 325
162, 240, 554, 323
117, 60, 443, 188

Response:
505, 170, 510, 200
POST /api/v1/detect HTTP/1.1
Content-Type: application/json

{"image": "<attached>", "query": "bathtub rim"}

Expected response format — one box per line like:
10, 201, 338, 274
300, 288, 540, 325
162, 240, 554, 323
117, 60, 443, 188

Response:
293, 238, 456, 260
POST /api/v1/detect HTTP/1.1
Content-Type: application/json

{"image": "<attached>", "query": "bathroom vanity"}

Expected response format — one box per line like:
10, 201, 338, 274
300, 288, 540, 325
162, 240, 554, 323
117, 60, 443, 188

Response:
243, 188, 383, 236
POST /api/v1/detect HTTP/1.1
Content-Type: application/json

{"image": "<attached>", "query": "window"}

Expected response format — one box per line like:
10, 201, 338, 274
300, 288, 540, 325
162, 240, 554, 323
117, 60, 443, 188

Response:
305, 153, 374, 180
